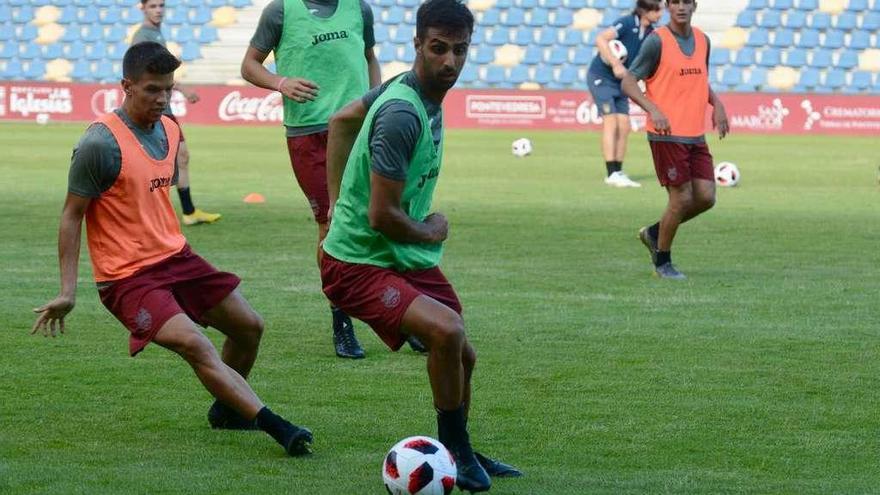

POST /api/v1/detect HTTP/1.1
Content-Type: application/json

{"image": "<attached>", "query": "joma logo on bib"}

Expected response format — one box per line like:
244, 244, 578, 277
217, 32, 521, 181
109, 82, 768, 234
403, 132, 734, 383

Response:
312, 30, 349, 45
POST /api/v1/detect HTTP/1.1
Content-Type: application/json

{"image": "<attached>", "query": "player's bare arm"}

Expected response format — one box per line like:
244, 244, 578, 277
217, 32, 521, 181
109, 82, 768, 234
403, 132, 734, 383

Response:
365, 48, 381, 88
327, 99, 370, 212
620, 70, 670, 134
32, 193, 91, 337
596, 27, 625, 79
368, 173, 448, 244
240, 46, 319, 103
709, 86, 729, 139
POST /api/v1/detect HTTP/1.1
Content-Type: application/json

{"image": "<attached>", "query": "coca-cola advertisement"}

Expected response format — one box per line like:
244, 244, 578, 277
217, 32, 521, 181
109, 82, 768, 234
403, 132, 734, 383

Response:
0, 80, 878, 136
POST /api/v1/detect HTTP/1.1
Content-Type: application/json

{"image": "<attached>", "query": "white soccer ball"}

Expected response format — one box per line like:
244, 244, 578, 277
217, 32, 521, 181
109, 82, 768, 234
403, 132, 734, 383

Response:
714, 161, 740, 187
383, 436, 457, 495
511, 137, 532, 157
608, 39, 628, 64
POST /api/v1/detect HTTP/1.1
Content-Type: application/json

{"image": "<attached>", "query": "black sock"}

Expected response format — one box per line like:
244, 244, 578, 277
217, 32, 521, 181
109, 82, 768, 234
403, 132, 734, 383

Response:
605, 161, 622, 176
437, 404, 469, 450
656, 250, 671, 267
648, 222, 660, 240
331, 306, 349, 328
177, 187, 195, 215
256, 406, 291, 446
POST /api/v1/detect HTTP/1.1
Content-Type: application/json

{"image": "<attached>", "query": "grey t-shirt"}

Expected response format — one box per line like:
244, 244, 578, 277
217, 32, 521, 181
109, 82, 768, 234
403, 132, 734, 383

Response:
250, 0, 376, 137
68, 109, 178, 198
628, 29, 712, 144
131, 24, 166, 46
360, 71, 442, 181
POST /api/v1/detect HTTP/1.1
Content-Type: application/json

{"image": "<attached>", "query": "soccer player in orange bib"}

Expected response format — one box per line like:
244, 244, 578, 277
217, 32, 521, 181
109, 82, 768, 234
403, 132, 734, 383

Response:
31, 42, 313, 456
620, 0, 729, 279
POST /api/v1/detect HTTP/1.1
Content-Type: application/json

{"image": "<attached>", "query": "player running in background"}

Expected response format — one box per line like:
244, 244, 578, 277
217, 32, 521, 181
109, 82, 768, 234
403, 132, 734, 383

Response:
132, 0, 221, 226
620, 0, 729, 279
32, 42, 312, 456
587, 0, 663, 188
240, 0, 393, 359
322, 0, 521, 491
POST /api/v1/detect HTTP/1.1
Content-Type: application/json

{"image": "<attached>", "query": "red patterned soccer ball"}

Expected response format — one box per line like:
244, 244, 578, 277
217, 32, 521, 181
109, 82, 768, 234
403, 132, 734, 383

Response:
382, 436, 457, 495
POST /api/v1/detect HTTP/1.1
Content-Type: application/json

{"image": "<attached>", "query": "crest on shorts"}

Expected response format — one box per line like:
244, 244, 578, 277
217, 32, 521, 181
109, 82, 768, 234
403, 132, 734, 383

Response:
381, 286, 401, 308
135, 308, 152, 332
667, 167, 678, 181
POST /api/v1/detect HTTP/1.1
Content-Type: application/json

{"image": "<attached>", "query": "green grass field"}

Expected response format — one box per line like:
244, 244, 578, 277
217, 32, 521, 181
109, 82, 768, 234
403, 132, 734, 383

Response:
1, 121, 878, 494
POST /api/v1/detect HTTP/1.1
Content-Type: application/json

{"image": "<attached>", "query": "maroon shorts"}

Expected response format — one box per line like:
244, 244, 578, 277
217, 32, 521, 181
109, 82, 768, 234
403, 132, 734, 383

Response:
287, 131, 329, 224
98, 245, 240, 356
167, 113, 185, 142
649, 140, 714, 187
320, 252, 462, 351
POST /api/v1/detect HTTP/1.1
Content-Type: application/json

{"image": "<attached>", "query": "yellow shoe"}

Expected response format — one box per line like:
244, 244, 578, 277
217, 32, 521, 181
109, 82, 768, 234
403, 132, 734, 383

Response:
182, 209, 221, 225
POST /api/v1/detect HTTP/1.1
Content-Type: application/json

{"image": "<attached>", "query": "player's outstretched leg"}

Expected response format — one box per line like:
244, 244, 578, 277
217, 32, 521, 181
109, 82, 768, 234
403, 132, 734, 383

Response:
153, 314, 313, 456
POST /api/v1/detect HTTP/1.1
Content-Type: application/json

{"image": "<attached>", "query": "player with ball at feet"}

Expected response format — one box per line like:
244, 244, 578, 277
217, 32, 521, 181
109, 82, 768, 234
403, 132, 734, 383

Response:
322, 0, 521, 491
620, 0, 729, 279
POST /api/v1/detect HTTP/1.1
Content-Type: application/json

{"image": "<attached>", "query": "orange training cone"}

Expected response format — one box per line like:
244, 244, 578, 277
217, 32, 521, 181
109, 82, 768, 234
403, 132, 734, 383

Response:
243, 193, 266, 204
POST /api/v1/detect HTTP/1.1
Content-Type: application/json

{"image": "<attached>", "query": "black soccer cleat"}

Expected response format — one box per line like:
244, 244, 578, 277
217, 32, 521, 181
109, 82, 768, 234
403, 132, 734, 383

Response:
450, 446, 491, 492
406, 335, 428, 353
474, 451, 523, 478
638, 226, 658, 265
654, 262, 687, 280
207, 400, 258, 430
333, 311, 365, 359
283, 424, 314, 457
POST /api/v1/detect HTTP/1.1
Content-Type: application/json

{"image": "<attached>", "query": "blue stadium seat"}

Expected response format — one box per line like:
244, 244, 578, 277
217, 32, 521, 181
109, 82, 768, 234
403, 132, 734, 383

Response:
0, 6, 9, 23
487, 27, 508, 45
518, 0, 538, 8
795, 0, 817, 8
377, 42, 396, 63
122, 5, 142, 22
174, 25, 195, 43
823, 30, 844, 49
0, 24, 12, 42
735, 10, 756, 28
512, 28, 533, 46
58, 5, 77, 24
748, 0, 767, 8
847, 0, 868, 10
808, 12, 831, 30
232, 0, 252, 7
850, 30, 870, 50
0, 42, 15, 58
546, 46, 568, 65
709, 47, 730, 66
747, 67, 768, 87
65, 40, 85, 59
192, 6, 212, 24
835, 13, 857, 30
746, 29, 770, 48
391, 25, 413, 43
528, 8, 549, 27
19, 41, 42, 59
809, 49, 832, 68
108, 41, 127, 61
558, 64, 578, 85
78, 8, 98, 24
785, 48, 807, 66
862, 13, 880, 31
823, 69, 846, 89
197, 25, 218, 43
12, 6, 34, 23
536, 27, 558, 46
561, 29, 583, 46
565, 0, 587, 8
457, 64, 478, 85
472, 45, 494, 64
373, 24, 388, 44
23, 59, 46, 80
85, 41, 107, 61
44, 43, 64, 59
503, 8, 525, 26
534, 64, 554, 85
542, 0, 563, 8
400, 43, 415, 63
572, 46, 592, 64
470, 29, 484, 45
18, 25, 38, 41
734, 47, 756, 66
772, 29, 794, 47
523, 45, 543, 64
850, 71, 872, 91
181, 41, 201, 61
509, 65, 529, 84
495, 0, 513, 7
784, 10, 806, 29
592, 0, 610, 8
485, 65, 505, 85
759, 10, 781, 28
480, 9, 499, 26
93, 59, 115, 81
798, 67, 820, 88
551, 9, 573, 27
83, 24, 104, 43
70, 59, 89, 80
385, 7, 405, 25
599, 10, 617, 27
772, 0, 793, 8
797, 29, 819, 48
758, 48, 781, 67
837, 50, 858, 70
721, 67, 743, 87
101, 9, 121, 25
95, 0, 114, 6
2, 59, 23, 79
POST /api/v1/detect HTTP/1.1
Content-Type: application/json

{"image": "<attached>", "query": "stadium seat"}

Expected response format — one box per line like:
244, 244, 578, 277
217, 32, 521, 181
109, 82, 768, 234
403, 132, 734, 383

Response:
748, 0, 768, 8
551, 9, 573, 27
85, 41, 107, 61
709, 47, 730, 66
784, 10, 806, 29
534, 64, 554, 85
746, 29, 769, 47
808, 12, 831, 30
400, 43, 415, 63
175, 25, 195, 43
502, 8, 525, 26
798, 67, 820, 87
512, 28, 533, 46
543, 0, 563, 8
735, 10, 756, 28
599, 10, 617, 27
385, 7, 404, 25
558, 64, 578, 85
850, 30, 870, 50
809, 49, 833, 67
108, 41, 127, 61
572, 46, 592, 64
561, 29, 583, 46
377, 42, 396, 63
391, 25, 413, 43
487, 28, 508, 45
82, 24, 103, 43
508, 64, 529, 84
93, 59, 115, 81
592, 0, 611, 8
759, 48, 781, 67
546, 46, 568, 65
23, 59, 46, 80
837, 50, 858, 69
835, 12, 857, 30
846, 0, 868, 10
0, 6, 9, 23
746, 67, 768, 87
565, 0, 587, 8
850, 70, 872, 91
457, 64, 478, 85
523, 45, 543, 64
797, 29, 820, 48
759, 10, 782, 28
485, 65, 505, 85
721, 67, 742, 87
823, 69, 846, 88
536, 27, 558, 46
734, 47, 756, 66
65, 40, 84, 59
102, 9, 121, 25
44, 43, 63, 59
472, 45, 495, 64
785, 48, 807, 66
772, 29, 794, 47
181, 40, 201, 61
19, 41, 41, 59
192, 6, 212, 24
2, 58, 23, 79
78, 8, 98, 24
480, 9, 500, 26
519, 0, 539, 9
18, 24, 38, 42
862, 13, 880, 31
823, 30, 844, 49
795, 0, 817, 7
0, 42, 15, 58
773, 0, 794, 7
528, 8, 549, 27
12, 6, 34, 24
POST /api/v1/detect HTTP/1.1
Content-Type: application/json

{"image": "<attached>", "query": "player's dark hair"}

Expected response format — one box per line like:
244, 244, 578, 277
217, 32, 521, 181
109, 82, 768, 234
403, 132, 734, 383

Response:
123, 42, 180, 81
633, 0, 662, 15
416, 0, 474, 40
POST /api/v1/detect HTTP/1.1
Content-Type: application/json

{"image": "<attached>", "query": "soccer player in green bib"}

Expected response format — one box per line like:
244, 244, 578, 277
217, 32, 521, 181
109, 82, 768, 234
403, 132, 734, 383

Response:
241, 0, 383, 359
321, 0, 521, 491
